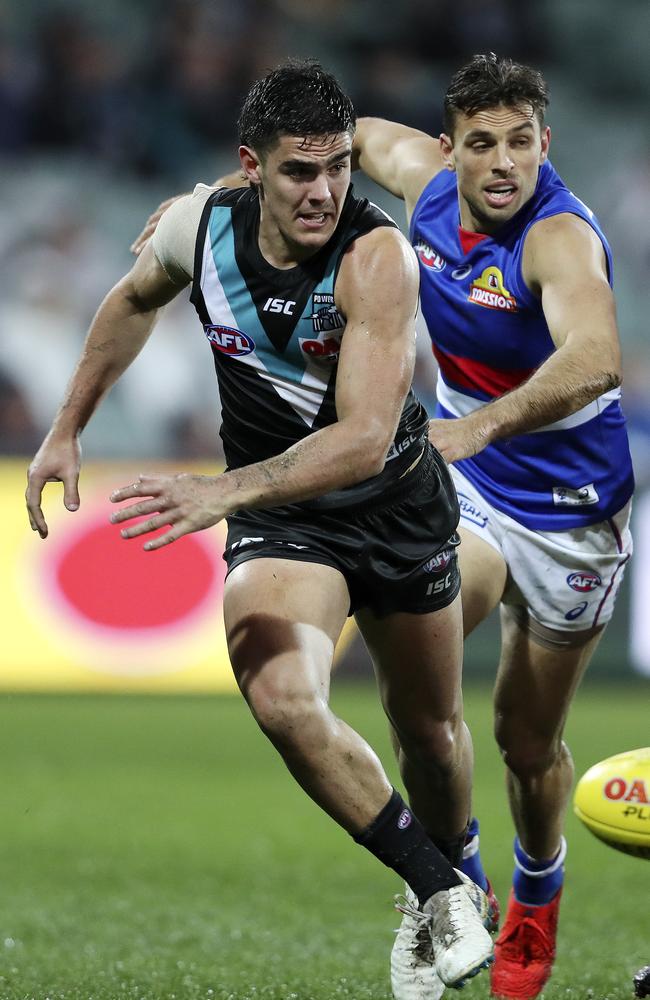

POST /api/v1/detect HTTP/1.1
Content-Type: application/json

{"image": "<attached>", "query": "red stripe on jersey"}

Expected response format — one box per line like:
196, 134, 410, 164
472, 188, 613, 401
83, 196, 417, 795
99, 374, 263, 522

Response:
458, 226, 488, 255
433, 343, 536, 397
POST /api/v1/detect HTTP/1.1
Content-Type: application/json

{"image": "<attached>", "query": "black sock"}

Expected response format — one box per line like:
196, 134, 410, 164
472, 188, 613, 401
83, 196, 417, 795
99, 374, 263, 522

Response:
353, 788, 462, 905
433, 826, 469, 869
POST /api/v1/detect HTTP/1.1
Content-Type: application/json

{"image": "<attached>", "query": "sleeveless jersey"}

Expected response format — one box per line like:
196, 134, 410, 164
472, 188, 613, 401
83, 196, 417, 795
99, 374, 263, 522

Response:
410, 160, 634, 530
191, 186, 428, 510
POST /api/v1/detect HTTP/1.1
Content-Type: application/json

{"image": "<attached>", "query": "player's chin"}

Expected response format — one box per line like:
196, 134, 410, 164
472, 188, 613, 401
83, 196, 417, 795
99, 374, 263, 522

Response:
484, 193, 523, 223
294, 225, 334, 250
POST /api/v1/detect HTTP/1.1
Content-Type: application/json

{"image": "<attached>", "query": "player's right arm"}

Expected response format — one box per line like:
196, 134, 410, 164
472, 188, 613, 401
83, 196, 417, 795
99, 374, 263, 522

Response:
26, 214, 190, 538
353, 118, 446, 220
130, 170, 248, 255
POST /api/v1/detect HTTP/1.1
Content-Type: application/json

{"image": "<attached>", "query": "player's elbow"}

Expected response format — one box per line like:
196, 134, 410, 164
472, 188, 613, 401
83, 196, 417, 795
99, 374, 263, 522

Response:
596, 346, 622, 391
588, 367, 621, 397
603, 369, 622, 391
115, 275, 156, 315
359, 452, 387, 481
353, 423, 395, 479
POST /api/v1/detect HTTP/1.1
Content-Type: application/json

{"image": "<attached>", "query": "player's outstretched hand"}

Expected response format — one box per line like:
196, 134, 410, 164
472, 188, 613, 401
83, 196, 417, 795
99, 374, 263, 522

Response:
130, 195, 187, 255
110, 472, 227, 550
26, 435, 82, 538
427, 415, 490, 464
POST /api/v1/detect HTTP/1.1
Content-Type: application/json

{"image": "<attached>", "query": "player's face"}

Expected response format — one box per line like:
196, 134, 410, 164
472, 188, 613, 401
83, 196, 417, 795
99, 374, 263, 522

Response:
240, 132, 353, 266
440, 105, 550, 234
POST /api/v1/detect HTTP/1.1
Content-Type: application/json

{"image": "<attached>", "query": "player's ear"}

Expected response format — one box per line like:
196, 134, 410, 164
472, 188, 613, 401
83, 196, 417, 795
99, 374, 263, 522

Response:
539, 126, 551, 164
439, 133, 455, 172
239, 145, 263, 185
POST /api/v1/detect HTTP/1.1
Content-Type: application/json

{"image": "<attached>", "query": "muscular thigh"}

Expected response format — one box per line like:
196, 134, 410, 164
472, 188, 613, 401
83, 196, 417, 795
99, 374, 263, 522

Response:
224, 558, 350, 699
448, 465, 508, 635
457, 525, 507, 636
356, 593, 464, 738
494, 606, 603, 748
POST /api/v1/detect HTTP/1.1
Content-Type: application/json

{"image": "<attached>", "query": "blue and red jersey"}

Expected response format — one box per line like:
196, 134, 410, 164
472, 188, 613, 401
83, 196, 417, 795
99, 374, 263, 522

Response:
410, 160, 634, 530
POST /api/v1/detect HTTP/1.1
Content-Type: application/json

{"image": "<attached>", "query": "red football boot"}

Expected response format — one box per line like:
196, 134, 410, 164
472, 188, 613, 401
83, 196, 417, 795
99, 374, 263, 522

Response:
490, 888, 562, 999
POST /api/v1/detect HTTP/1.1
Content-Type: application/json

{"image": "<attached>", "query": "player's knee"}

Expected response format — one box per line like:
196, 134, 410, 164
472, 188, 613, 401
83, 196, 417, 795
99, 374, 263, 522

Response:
399, 715, 464, 774
245, 678, 328, 748
496, 723, 559, 777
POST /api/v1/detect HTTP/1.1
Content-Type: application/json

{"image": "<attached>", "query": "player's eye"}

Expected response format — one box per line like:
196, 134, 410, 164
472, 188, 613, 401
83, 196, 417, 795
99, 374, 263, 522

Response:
284, 165, 311, 179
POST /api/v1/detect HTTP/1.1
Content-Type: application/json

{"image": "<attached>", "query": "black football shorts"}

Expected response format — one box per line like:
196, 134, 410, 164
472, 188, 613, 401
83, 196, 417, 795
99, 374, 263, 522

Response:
224, 443, 461, 618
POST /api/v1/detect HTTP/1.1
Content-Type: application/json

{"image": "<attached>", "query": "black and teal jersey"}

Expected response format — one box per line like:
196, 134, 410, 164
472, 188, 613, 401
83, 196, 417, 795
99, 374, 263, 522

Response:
190, 186, 429, 510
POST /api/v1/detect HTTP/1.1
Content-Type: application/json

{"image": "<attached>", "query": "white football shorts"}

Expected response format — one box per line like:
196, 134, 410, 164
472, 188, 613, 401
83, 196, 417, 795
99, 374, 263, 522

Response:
450, 465, 633, 635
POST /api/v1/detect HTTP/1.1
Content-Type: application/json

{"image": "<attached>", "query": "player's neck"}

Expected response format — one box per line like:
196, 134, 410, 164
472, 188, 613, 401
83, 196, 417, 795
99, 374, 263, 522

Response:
257, 215, 317, 270
457, 197, 503, 238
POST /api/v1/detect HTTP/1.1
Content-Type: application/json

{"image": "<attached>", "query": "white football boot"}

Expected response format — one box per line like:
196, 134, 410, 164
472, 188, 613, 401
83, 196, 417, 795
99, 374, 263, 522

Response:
391, 870, 494, 998
391, 883, 443, 1000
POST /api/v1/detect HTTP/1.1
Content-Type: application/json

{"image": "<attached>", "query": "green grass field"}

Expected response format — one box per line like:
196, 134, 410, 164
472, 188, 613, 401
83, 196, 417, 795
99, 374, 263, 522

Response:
0, 681, 648, 1000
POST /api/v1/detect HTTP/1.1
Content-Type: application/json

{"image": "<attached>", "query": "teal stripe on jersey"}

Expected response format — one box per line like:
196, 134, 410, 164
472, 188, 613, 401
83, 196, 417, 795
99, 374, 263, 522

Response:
208, 208, 309, 383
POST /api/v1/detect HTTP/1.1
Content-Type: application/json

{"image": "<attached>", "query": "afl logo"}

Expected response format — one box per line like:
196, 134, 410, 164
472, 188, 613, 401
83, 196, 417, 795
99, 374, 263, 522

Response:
397, 809, 412, 830
424, 548, 453, 573
414, 240, 446, 271
567, 571, 602, 593
204, 324, 255, 357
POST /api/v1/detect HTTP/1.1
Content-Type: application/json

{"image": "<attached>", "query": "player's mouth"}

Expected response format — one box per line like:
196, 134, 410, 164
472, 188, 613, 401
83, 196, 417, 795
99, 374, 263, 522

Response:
297, 211, 331, 230
483, 183, 518, 209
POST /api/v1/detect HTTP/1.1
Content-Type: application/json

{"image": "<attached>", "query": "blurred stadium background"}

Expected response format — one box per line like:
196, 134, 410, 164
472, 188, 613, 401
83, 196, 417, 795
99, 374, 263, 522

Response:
1, 0, 649, 688
0, 3, 649, 997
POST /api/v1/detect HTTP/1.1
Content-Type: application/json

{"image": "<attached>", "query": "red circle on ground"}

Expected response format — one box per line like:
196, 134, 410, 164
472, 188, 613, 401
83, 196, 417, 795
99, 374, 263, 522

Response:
55, 518, 219, 629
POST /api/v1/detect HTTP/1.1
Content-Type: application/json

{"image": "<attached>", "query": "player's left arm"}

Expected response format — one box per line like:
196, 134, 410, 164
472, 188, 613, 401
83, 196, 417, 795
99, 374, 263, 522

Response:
111, 227, 420, 550
428, 213, 622, 463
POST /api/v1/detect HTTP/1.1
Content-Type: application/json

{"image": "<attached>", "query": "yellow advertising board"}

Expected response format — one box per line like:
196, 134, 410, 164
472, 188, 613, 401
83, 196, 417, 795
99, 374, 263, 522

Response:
2, 460, 237, 691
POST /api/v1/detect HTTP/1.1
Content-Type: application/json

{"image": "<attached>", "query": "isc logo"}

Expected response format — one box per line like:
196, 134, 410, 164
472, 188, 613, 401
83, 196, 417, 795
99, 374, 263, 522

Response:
426, 572, 452, 597
204, 324, 255, 356
263, 297, 296, 315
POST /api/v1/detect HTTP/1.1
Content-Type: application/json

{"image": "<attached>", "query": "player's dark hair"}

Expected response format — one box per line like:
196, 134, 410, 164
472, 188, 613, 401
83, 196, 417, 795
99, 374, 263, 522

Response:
237, 58, 356, 154
443, 53, 549, 135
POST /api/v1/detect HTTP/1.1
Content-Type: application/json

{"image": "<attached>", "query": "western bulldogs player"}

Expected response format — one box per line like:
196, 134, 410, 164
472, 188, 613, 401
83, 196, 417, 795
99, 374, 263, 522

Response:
353, 53, 634, 1000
